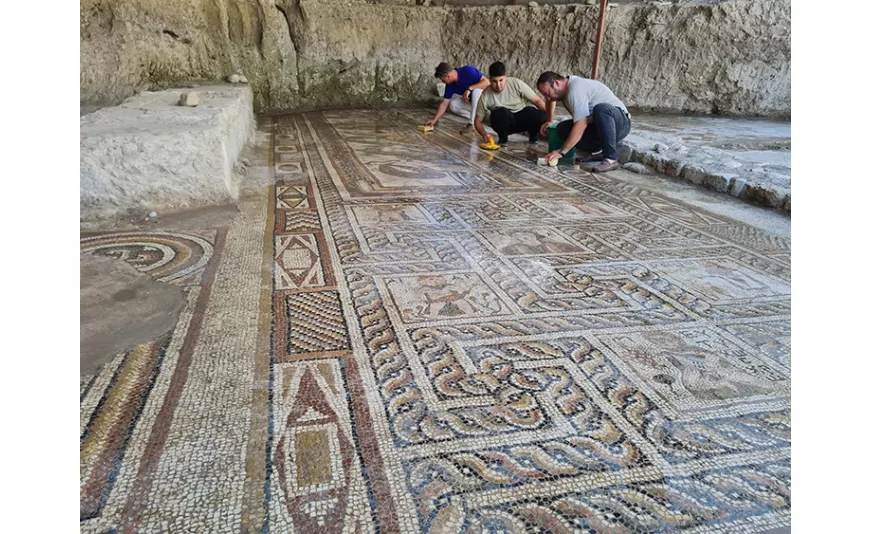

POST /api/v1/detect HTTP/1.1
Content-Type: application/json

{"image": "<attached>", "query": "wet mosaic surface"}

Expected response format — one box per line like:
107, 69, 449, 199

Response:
81, 110, 790, 533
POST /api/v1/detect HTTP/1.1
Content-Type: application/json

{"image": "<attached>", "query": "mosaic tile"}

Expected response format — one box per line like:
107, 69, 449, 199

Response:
277, 183, 311, 208
269, 360, 373, 532
282, 290, 351, 356
277, 209, 321, 233
80, 229, 223, 528
275, 233, 327, 289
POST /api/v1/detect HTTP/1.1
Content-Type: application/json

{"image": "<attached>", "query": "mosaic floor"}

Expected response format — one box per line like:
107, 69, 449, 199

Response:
80, 110, 791, 533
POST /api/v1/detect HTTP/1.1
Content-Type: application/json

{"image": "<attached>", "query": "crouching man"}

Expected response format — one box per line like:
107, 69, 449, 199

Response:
536, 71, 631, 172
473, 61, 547, 146
425, 62, 490, 135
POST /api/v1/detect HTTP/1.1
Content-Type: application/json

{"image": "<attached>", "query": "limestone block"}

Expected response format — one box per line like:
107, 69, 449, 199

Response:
623, 162, 650, 175
641, 152, 668, 174
662, 159, 685, 177
704, 173, 735, 193
616, 144, 634, 162
81, 85, 254, 220
739, 184, 788, 209
178, 91, 200, 107
730, 178, 748, 197
681, 165, 707, 185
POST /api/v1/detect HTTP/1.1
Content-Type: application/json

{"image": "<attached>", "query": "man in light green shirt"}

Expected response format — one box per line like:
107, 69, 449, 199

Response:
473, 61, 548, 146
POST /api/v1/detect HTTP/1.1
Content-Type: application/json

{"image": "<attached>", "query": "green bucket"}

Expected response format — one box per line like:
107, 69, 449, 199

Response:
548, 124, 576, 164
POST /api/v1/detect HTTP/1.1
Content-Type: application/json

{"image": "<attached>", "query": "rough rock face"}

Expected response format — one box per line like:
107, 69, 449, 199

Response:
81, 0, 444, 112
448, 1, 790, 116
81, 0, 790, 116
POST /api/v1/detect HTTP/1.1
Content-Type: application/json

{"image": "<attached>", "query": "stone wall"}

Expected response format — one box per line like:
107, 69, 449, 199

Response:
446, 1, 790, 116
81, 0, 790, 117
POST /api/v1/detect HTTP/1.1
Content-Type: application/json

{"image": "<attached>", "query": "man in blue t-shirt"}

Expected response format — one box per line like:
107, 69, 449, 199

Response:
424, 62, 491, 135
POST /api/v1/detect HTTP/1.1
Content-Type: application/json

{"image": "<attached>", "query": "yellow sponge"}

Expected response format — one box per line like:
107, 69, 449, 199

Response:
417, 125, 434, 132
479, 138, 501, 151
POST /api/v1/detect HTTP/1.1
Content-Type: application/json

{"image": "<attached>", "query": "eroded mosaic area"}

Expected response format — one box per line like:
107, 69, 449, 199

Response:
81, 110, 790, 533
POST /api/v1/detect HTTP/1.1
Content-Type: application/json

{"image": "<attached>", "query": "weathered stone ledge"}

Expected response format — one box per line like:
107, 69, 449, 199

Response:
81, 85, 254, 221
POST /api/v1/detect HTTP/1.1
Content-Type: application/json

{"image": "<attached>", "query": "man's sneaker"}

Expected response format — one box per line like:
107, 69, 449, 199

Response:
578, 151, 605, 163
497, 137, 509, 146
590, 158, 620, 173
528, 134, 540, 144
460, 124, 475, 135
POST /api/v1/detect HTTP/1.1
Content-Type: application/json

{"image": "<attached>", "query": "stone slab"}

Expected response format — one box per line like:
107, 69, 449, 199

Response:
81, 85, 254, 221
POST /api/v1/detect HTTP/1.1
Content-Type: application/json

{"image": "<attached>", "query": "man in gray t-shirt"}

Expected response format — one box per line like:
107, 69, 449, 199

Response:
536, 71, 632, 172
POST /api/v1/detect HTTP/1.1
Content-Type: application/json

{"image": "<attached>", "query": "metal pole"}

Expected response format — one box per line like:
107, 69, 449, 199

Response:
591, 0, 608, 80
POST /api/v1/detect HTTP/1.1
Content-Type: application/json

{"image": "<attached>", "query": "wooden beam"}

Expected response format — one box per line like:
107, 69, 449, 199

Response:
591, 0, 609, 80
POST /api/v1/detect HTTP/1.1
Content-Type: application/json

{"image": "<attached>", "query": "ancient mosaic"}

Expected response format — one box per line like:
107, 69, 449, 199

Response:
81, 110, 790, 533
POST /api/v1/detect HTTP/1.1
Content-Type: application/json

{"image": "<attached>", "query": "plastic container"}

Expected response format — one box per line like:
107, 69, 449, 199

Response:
548, 124, 576, 164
